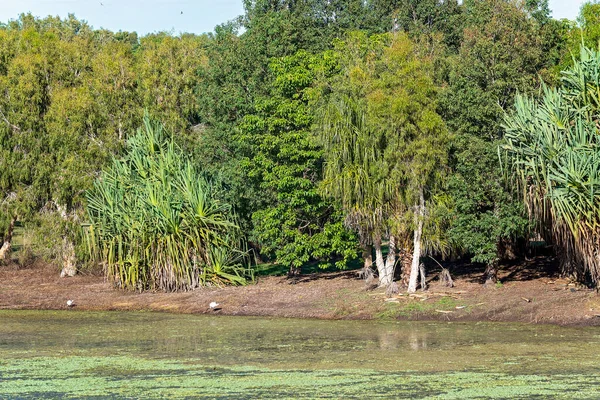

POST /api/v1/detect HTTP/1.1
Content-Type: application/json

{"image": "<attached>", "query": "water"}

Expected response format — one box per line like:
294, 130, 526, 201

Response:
0, 310, 599, 398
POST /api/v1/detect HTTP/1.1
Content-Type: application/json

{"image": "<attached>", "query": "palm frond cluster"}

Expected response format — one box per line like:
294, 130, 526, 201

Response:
86, 116, 252, 291
503, 46, 600, 284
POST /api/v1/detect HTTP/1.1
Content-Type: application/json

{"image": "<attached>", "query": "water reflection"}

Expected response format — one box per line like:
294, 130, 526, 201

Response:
1, 311, 599, 374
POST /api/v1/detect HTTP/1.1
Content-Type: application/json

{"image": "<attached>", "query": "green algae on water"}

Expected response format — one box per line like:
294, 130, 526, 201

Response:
1, 311, 599, 398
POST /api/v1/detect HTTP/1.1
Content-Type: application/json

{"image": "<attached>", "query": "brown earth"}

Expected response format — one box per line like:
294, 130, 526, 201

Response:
1, 257, 599, 326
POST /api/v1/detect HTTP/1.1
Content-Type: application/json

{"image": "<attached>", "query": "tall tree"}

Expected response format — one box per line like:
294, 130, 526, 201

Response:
318, 32, 449, 289
503, 45, 600, 285
238, 50, 358, 271
0, 15, 139, 270
440, 0, 551, 282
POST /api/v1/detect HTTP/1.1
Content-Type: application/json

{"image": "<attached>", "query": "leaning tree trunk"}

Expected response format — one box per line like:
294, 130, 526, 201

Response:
408, 187, 425, 293
0, 217, 16, 261
375, 235, 392, 287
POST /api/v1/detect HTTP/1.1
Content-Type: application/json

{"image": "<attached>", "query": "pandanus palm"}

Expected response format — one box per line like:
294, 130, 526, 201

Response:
320, 95, 395, 286
86, 116, 252, 291
503, 46, 600, 284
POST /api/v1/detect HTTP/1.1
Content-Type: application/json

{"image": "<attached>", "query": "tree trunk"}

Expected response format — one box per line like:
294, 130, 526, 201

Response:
484, 261, 498, 285
419, 262, 427, 291
363, 244, 373, 271
375, 235, 391, 287
384, 234, 397, 281
400, 248, 411, 287
360, 244, 374, 283
408, 187, 425, 293
0, 217, 16, 261
60, 237, 77, 277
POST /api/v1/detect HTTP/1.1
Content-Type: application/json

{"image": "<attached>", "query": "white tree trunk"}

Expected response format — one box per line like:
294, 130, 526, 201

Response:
375, 236, 391, 287
0, 217, 16, 261
0, 241, 11, 261
408, 187, 425, 293
55, 202, 77, 277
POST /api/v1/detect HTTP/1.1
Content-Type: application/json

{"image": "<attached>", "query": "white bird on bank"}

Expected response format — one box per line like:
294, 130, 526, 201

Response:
66, 300, 74, 307
209, 301, 219, 309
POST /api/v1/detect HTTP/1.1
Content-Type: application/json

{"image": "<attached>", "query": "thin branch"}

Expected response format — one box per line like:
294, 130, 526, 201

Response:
0, 108, 20, 132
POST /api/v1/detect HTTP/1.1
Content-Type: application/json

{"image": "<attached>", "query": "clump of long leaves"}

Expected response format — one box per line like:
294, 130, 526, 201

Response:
86, 116, 253, 291
503, 45, 600, 284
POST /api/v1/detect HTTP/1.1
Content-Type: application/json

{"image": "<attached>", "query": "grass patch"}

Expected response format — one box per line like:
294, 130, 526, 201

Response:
255, 258, 362, 277
376, 296, 458, 320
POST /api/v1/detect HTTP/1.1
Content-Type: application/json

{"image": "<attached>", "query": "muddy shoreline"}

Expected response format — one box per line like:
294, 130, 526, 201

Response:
1, 260, 599, 327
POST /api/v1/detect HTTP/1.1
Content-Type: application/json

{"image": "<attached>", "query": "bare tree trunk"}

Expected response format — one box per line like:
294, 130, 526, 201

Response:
0, 217, 16, 261
55, 202, 78, 277
440, 268, 454, 287
363, 244, 373, 271
484, 261, 498, 285
360, 244, 374, 283
60, 237, 77, 277
408, 187, 425, 293
419, 263, 427, 291
385, 234, 396, 281
375, 235, 391, 287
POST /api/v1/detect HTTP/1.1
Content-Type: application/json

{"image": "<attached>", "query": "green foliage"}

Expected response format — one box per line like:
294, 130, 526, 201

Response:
0, 2, 592, 288
318, 31, 450, 250
440, 0, 547, 270
238, 50, 358, 269
194, 0, 462, 268
446, 136, 529, 266
86, 116, 252, 291
503, 45, 600, 283
578, 2, 600, 50
0, 15, 206, 266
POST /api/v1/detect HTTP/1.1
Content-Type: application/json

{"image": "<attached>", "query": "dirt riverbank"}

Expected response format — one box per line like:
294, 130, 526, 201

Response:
1, 257, 599, 326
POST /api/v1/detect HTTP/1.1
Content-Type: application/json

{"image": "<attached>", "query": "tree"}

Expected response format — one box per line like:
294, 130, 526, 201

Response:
318, 32, 449, 289
440, 0, 550, 282
237, 50, 358, 271
503, 45, 600, 285
0, 15, 138, 271
135, 33, 208, 135
194, 1, 405, 265
87, 116, 251, 291
578, 1, 600, 49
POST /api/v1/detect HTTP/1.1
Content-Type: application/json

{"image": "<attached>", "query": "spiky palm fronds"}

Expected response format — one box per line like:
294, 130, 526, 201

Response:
320, 95, 393, 243
86, 116, 251, 291
503, 46, 600, 284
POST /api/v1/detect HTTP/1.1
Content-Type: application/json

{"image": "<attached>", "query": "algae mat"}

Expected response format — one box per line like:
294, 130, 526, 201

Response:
0, 311, 599, 398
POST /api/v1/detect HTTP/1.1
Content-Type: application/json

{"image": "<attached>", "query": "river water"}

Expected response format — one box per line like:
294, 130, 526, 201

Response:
0, 310, 599, 398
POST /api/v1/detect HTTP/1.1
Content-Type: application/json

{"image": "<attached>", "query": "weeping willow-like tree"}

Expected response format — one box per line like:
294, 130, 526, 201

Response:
319, 32, 449, 291
320, 95, 393, 286
503, 45, 600, 285
86, 116, 252, 291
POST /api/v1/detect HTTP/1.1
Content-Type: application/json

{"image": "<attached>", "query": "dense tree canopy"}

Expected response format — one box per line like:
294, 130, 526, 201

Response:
1, 1, 598, 291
